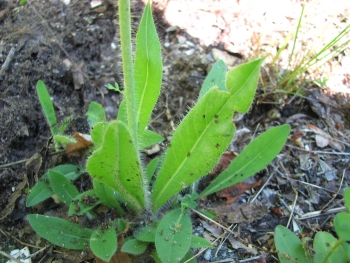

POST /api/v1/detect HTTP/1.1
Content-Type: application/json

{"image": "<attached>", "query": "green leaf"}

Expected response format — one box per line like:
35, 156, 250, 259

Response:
90, 223, 117, 262
134, 1, 162, 139
226, 57, 265, 113
140, 130, 164, 149
117, 218, 128, 234
26, 181, 53, 207
152, 58, 265, 211
151, 88, 235, 211
199, 124, 290, 199
90, 122, 109, 149
155, 209, 192, 263
68, 190, 101, 216
145, 157, 160, 184
190, 235, 212, 249
49, 170, 79, 206
313, 231, 346, 263
27, 214, 93, 250
106, 82, 122, 93
53, 134, 75, 148
86, 121, 145, 212
93, 179, 125, 215
335, 212, 350, 241
341, 242, 350, 260
134, 225, 157, 242
121, 237, 149, 255
27, 165, 83, 207
86, 102, 106, 127
274, 225, 312, 263
36, 80, 57, 135
57, 115, 72, 134
199, 59, 227, 99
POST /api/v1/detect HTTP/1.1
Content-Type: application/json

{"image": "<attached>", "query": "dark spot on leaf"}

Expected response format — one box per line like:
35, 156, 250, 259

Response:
202, 114, 206, 118
215, 120, 219, 124
215, 114, 218, 118
129, 140, 132, 143
215, 143, 220, 148
187, 152, 190, 157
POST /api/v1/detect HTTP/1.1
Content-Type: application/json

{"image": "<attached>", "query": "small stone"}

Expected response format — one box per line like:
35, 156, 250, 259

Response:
204, 249, 212, 261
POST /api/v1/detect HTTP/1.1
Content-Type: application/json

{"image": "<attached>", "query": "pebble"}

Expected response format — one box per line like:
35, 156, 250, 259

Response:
203, 249, 212, 261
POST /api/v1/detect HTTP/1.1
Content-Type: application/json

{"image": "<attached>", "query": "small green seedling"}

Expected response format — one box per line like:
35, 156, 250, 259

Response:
36, 80, 74, 148
274, 186, 350, 263
27, 1, 290, 262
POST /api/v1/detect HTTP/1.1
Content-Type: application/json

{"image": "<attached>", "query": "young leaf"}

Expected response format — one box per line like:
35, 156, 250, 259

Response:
86, 101, 106, 127
68, 189, 101, 216
57, 115, 72, 134
90, 122, 109, 149
155, 209, 192, 263
86, 121, 145, 212
140, 130, 164, 149
121, 237, 148, 255
152, 58, 265, 211
49, 170, 79, 206
53, 134, 75, 148
145, 157, 160, 184
27, 165, 84, 207
335, 212, 350, 241
199, 59, 227, 99
313, 231, 346, 263
36, 80, 57, 135
199, 124, 290, 199
134, 1, 162, 140
26, 180, 53, 207
134, 225, 157, 242
27, 214, 93, 250
274, 225, 312, 263
190, 235, 213, 249
93, 179, 125, 215
90, 223, 117, 262
226, 57, 265, 113
151, 88, 236, 211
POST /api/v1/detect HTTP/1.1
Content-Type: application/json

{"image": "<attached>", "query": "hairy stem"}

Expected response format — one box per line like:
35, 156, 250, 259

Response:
118, 0, 138, 147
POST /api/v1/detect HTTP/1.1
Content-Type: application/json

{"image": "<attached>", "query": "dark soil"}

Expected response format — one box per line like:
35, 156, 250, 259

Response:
1, 0, 350, 263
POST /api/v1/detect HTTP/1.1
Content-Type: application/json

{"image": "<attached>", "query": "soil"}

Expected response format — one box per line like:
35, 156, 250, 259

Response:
0, 0, 350, 262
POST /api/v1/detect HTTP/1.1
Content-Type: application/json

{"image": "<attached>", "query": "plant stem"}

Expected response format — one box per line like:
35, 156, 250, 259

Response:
322, 238, 344, 263
119, 0, 138, 146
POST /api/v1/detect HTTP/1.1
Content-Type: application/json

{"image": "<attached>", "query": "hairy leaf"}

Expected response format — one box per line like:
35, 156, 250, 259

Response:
274, 225, 312, 263
36, 80, 57, 135
93, 179, 125, 215
199, 59, 227, 99
90, 223, 117, 262
155, 209, 192, 263
335, 212, 350, 241
49, 169, 79, 206
86, 101, 106, 127
134, 225, 157, 242
86, 121, 145, 212
121, 237, 149, 255
151, 88, 235, 211
226, 57, 265, 113
314, 231, 346, 263
134, 1, 162, 139
199, 124, 290, 199
27, 214, 93, 250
